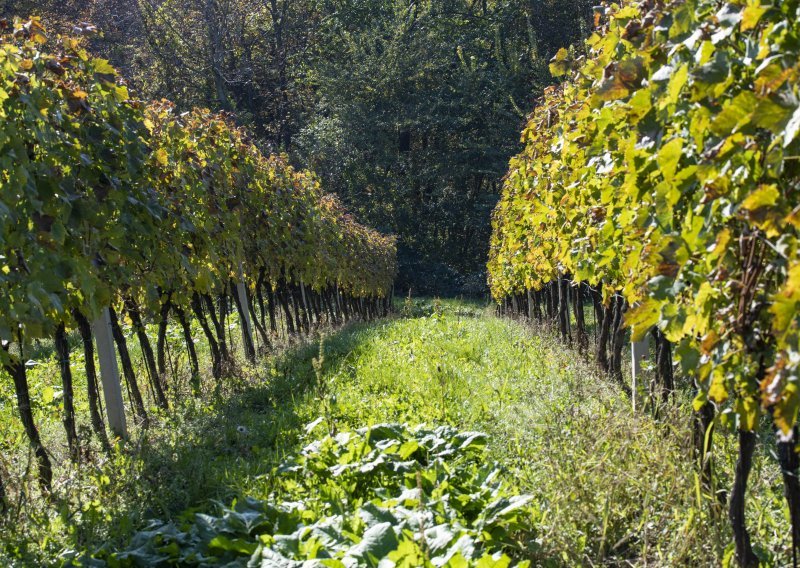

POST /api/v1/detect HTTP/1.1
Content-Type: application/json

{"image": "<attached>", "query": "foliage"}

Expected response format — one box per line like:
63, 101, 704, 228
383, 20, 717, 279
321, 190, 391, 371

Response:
77, 422, 535, 566
0, 17, 396, 368
295, 0, 588, 293
488, 0, 800, 438
2, 0, 596, 293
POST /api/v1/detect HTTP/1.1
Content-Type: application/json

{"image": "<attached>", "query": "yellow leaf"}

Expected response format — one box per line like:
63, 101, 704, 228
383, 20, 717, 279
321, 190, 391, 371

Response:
735, 397, 759, 431
782, 264, 800, 297
741, 184, 778, 210
709, 372, 728, 404
93, 59, 117, 75
785, 206, 800, 229
708, 228, 731, 262
155, 148, 169, 166
657, 138, 684, 181
549, 48, 570, 77
772, 264, 800, 334
773, 382, 800, 435
693, 390, 709, 412
741, 3, 767, 32
666, 64, 688, 106
624, 299, 661, 341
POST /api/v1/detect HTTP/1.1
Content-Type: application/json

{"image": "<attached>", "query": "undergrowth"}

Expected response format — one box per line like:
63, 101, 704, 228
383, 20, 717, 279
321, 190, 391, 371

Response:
76, 423, 536, 566
0, 299, 794, 565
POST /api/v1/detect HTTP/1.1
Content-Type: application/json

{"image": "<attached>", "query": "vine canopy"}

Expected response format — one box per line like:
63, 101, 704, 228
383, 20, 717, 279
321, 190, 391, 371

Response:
488, 0, 800, 435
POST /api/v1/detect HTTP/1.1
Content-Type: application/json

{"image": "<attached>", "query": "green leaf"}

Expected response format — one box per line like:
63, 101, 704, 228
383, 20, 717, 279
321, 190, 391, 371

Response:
753, 97, 792, 134
647, 275, 675, 301
692, 51, 730, 85
397, 439, 418, 459
423, 525, 456, 555
710, 92, 757, 136
359, 502, 398, 528
675, 340, 700, 376
207, 534, 258, 555
715, 4, 742, 28
345, 522, 399, 563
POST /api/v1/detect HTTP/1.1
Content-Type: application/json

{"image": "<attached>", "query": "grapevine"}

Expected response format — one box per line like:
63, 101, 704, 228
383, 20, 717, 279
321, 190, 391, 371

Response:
0, 18, 396, 494
488, 0, 800, 562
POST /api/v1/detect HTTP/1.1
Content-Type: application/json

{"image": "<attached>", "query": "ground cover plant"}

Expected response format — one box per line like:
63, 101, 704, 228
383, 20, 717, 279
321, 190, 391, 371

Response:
79, 422, 536, 566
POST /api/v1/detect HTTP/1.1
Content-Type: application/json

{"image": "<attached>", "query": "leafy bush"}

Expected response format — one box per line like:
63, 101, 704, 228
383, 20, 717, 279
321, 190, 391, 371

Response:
75, 422, 536, 567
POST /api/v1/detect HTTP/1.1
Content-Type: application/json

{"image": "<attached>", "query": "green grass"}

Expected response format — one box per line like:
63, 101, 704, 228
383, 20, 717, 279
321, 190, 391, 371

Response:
0, 298, 794, 565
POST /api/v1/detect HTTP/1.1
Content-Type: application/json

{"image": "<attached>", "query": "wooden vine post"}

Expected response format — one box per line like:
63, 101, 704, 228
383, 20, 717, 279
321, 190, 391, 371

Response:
92, 308, 128, 439
630, 332, 649, 413
236, 262, 255, 358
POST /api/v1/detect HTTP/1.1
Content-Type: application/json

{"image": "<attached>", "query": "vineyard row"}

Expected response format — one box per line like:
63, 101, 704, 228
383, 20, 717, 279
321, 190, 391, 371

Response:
487, 0, 800, 563
0, 18, 397, 504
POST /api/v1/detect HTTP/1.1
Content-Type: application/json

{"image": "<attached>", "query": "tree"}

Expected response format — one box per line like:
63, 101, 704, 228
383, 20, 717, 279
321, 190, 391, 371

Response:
296, 0, 593, 294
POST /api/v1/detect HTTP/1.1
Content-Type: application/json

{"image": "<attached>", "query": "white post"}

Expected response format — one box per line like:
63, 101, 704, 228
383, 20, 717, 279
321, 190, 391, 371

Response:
236, 262, 254, 351
631, 332, 649, 413
92, 308, 127, 439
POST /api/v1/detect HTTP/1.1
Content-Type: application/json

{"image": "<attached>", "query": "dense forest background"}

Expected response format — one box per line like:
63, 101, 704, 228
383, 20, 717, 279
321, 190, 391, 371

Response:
1, 0, 592, 295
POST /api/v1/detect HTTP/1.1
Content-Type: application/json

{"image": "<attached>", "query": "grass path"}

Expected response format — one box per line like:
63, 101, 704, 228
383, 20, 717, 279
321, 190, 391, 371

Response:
1, 299, 793, 565
282, 299, 786, 565
306, 299, 734, 565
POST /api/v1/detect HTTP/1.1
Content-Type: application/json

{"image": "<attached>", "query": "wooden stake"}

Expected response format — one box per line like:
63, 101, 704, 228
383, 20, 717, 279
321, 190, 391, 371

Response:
631, 332, 649, 413
92, 308, 127, 439
237, 263, 255, 355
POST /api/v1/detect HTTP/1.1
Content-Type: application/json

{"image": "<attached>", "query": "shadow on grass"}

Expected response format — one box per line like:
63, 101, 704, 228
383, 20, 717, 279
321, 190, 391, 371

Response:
98, 319, 384, 545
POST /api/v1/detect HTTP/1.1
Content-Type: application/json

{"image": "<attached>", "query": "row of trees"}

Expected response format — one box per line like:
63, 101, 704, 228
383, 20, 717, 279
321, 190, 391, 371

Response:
0, 19, 396, 502
488, 0, 800, 564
